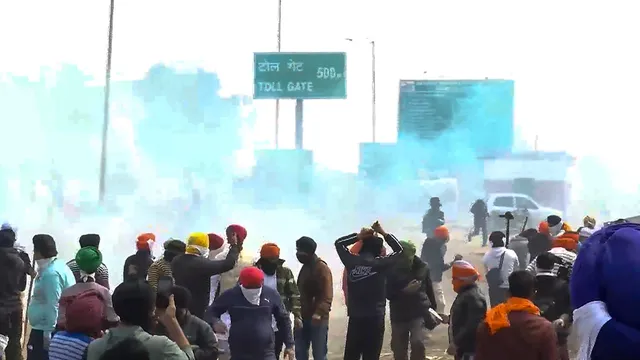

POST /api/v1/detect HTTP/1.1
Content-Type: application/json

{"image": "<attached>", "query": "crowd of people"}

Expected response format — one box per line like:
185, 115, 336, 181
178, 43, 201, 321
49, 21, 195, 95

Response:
0, 199, 639, 360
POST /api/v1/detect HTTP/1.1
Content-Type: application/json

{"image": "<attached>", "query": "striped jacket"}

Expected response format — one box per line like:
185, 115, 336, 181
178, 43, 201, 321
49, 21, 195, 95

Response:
147, 258, 172, 291
255, 260, 302, 320
66, 260, 110, 289
49, 331, 93, 360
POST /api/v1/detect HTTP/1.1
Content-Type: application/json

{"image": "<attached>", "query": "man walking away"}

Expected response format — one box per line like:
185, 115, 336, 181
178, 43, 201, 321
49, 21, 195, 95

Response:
255, 243, 302, 359
447, 260, 486, 360
420, 226, 454, 314
475, 271, 559, 360
207, 267, 294, 360
66, 234, 110, 289
154, 286, 218, 360
386, 241, 437, 360
147, 239, 186, 291
172, 232, 240, 319
295, 236, 332, 360
0, 225, 33, 360
86, 281, 194, 360
508, 229, 538, 270
533, 252, 572, 360
123, 233, 156, 283
483, 231, 519, 307
27, 234, 75, 360
422, 197, 445, 237
468, 199, 489, 246
526, 235, 576, 278
56, 247, 119, 333
335, 221, 403, 360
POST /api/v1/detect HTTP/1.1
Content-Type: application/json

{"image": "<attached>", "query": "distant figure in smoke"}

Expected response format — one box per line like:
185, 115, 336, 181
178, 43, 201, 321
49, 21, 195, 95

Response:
468, 199, 489, 246
577, 215, 596, 247
123, 233, 156, 283
422, 197, 445, 237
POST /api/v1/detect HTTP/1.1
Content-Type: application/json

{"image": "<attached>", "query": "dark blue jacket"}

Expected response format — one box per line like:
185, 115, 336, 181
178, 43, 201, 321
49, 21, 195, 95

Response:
207, 285, 293, 360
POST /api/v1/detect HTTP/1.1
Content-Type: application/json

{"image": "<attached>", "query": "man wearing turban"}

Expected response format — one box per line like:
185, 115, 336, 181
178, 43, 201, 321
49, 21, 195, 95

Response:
572, 223, 640, 359
208, 266, 294, 360
420, 225, 454, 314
447, 260, 486, 360
172, 231, 241, 319
147, 239, 186, 291
122, 233, 156, 283
57, 247, 119, 335
254, 243, 302, 359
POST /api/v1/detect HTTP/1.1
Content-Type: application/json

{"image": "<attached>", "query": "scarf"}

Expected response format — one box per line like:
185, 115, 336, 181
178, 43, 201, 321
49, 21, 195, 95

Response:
80, 271, 96, 283
240, 285, 262, 305
485, 297, 540, 334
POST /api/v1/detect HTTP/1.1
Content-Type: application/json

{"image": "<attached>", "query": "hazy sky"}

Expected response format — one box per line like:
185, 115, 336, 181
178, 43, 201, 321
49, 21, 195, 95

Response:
2, 1, 639, 184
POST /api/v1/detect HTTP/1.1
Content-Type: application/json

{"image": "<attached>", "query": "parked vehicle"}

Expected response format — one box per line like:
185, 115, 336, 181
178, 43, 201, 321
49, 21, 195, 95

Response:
486, 193, 562, 233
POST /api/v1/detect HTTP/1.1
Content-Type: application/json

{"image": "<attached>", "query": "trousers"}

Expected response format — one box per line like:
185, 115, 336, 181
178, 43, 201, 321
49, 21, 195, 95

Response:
344, 316, 385, 360
0, 308, 24, 360
390, 318, 426, 360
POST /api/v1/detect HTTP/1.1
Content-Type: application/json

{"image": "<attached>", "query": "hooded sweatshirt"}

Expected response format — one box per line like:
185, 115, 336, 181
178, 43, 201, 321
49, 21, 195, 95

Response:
335, 232, 403, 318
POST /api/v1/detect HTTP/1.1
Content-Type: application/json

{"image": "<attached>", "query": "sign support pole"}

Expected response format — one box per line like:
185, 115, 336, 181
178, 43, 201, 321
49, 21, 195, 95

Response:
274, 0, 282, 149
295, 99, 304, 149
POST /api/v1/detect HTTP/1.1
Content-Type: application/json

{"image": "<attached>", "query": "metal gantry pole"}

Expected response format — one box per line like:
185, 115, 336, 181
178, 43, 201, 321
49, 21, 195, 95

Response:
274, 0, 282, 148
99, 0, 115, 203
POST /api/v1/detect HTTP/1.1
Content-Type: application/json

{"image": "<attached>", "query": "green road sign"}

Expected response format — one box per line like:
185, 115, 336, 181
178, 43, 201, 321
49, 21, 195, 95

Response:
253, 52, 347, 100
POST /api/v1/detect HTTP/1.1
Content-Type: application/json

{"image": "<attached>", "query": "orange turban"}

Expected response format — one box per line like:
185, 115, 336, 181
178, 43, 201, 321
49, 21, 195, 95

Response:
538, 221, 550, 235
136, 233, 156, 251
452, 260, 480, 293
434, 226, 449, 240
552, 231, 580, 252
260, 243, 280, 259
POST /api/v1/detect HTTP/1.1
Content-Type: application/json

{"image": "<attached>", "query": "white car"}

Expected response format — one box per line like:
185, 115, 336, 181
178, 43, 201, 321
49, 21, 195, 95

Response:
486, 193, 562, 233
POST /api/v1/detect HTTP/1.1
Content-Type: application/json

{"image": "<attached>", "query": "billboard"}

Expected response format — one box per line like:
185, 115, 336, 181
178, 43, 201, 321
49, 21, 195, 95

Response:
397, 79, 515, 158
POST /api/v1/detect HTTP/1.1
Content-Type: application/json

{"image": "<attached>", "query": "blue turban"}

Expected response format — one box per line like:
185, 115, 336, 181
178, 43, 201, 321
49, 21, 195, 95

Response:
572, 223, 640, 359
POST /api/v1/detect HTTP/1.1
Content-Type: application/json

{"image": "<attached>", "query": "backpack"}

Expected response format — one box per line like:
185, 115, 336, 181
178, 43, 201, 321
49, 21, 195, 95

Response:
486, 251, 506, 288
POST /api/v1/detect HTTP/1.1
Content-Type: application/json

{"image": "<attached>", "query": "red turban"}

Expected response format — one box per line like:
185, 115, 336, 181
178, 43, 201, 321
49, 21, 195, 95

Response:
226, 224, 247, 244
239, 266, 264, 288
208, 233, 224, 250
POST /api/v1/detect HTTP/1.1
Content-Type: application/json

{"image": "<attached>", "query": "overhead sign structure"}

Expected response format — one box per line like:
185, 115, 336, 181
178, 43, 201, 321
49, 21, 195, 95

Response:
253, 52, 347, 100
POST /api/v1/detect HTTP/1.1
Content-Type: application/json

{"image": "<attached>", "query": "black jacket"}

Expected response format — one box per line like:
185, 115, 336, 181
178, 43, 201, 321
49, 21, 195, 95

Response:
155, 311, 218, 360
386, 256, 437, 323
449, 284, 487, 355
422, 209, 445, 236
420, 238, 450, 282
470, 201, 489, 225
335, 233, 403, 318
534, 274, 572, 344
172, 245, 240, 319
0, 246, 30, 312
123, 250, 154, 283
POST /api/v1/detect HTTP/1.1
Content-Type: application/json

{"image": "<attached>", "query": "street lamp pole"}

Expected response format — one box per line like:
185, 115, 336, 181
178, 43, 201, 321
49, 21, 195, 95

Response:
346, 38, 377, 143
274, 0, 282, 149
370, 40, 376, 143
99, 0, 115, 204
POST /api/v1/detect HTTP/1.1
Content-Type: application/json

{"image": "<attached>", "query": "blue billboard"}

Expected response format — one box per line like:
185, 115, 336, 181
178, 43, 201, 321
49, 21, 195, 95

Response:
397, 79, 515, 159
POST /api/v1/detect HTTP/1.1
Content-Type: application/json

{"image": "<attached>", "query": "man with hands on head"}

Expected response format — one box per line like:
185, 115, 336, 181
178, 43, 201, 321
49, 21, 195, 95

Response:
335, 221, 404, 360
